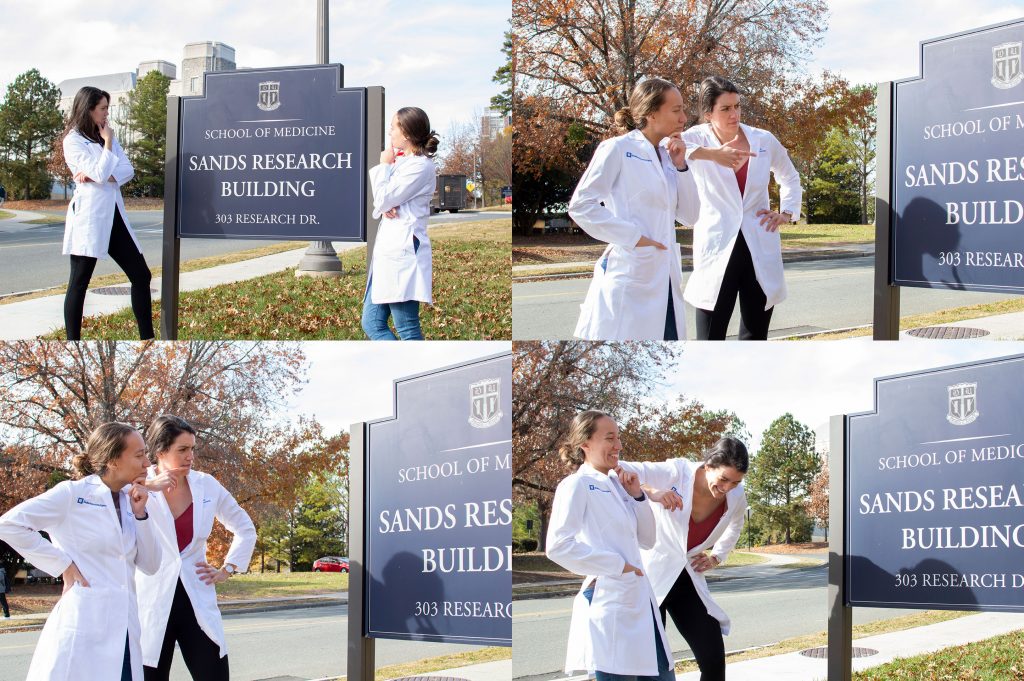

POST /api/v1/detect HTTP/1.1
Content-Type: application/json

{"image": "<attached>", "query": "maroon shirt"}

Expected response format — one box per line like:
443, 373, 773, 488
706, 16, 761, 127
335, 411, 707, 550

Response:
735, 160, 749, 197
688, 501, 727, 551
174, 502, 194, 552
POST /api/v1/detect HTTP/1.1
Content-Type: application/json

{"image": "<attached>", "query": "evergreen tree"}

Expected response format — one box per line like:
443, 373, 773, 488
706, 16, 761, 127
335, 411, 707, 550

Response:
746, 414, 820, 544
0, 69, 63, 200
122, 70, 171, 197
490, 27, 512, 116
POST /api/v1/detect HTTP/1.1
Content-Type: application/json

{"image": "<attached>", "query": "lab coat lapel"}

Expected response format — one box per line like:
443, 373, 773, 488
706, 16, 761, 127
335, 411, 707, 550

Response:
740, 124, 764, 210
627, 130, 668, 196
86, 476, 125, 550
579, 462, 629, 518
186, 470, 203, 555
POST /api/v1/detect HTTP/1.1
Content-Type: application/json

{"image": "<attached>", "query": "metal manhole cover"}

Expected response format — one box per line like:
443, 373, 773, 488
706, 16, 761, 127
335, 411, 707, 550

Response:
800, 646, 878, 659
906, 326, 990, 339
91, 285, 157, 296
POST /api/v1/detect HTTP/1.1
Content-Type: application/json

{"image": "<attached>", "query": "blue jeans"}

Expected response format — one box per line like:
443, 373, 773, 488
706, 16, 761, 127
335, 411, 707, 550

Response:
361, 238, 424, 340
583, 585, 675, 681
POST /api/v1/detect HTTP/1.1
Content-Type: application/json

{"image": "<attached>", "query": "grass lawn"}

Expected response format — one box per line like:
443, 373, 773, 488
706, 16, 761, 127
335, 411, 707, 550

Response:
42, 218, 511, 339
719, 551, 768, 568
328, 646, 511, 680
854, 628, 1024, 680
215, 571, 348, 600
801, 297, 1024, 340
674, 610, 972, 674
0, 209, 15, 220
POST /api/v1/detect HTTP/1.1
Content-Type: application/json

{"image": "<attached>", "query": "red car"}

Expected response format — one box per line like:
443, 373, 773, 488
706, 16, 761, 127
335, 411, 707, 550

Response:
312, 556, 349, 573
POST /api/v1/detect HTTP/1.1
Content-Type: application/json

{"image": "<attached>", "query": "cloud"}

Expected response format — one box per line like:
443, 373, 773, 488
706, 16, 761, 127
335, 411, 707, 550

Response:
0, 0, 509, 134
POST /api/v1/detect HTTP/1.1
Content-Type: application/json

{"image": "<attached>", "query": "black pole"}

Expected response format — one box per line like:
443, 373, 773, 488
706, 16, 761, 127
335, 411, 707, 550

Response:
827, 414, 853, 680
873, 81, 900, 340
160, 95, 182, 340
347, 422, 374, 681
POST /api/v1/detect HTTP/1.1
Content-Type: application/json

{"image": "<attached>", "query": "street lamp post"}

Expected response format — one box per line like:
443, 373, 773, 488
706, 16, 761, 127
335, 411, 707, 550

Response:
296, 0, 344, 278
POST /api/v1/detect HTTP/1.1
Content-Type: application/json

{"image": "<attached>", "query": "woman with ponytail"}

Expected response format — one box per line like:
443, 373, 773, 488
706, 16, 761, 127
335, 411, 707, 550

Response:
62, 86, 153, 341
546, 411, 675, 680
0, 422, 166, 680
568, 78, 701, 341
362, 106, 440, 340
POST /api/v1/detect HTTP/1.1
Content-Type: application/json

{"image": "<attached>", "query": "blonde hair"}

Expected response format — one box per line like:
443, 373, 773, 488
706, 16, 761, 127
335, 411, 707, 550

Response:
72, 422, 137, 478
613, 78, 678, 134
558, 410, 613, 465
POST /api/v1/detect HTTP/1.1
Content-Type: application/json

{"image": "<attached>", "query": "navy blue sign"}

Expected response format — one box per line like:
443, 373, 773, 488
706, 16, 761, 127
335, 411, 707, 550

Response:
177, 64, 366, 241
892, 19, 1024, 293
847, 354, 1024, 611
365, 354, 512, 646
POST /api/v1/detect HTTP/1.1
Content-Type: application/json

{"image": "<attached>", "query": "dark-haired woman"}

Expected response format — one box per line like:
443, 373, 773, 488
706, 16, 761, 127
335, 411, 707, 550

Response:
568, 78, 700, 341
618, 438, 750, 681
674, 76, 803, 340
62, 86, 153, 341
0, 422, 162, 681
362, 106, 440, 340
547, 411, 675, 680
136, 415, 256, 681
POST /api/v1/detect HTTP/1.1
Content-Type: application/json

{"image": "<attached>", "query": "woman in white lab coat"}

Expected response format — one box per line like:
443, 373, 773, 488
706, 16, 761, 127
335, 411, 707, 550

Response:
568, 78, 700, 341
675, 76, 803, 340
62, 86, 153, 341
547, 410, 675, 681
136, 415, 256, 681
618, 437, 749, 681
0, 422, 162, 681
362, 106, 439, 341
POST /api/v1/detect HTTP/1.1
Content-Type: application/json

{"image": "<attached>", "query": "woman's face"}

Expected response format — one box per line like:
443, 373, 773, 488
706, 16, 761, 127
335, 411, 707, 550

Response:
704, 465, 745, 499
157, 431, 196, 471
706, 92, 742, 136
580, 416, 622, 474
90, 97, 109, 128
109, 431, 148, 484
389, 114, 409, 152
648, 87, 687, 138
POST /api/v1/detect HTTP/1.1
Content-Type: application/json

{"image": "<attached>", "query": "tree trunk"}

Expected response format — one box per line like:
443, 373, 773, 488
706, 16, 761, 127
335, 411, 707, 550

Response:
536, 496, 552, 553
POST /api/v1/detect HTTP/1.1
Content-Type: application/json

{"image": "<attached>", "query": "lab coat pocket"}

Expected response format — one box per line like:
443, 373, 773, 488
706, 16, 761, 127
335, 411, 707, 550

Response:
55, 585, 111, 645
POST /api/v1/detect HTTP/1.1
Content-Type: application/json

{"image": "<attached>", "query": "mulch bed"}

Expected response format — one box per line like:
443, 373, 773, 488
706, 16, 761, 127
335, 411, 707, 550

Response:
3, 583, 63, 615
754, 542, 829, 554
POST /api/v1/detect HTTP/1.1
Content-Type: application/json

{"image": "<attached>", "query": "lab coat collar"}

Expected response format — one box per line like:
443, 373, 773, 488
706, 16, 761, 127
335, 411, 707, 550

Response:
624, 129, 669, 193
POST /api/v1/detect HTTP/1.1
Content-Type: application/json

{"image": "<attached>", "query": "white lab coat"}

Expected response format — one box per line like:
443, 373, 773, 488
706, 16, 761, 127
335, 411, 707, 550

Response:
681, 123, 803, 311
367, 154, 436, 304
546, 462, 671, 676
618, 458, 747, 635
136, 468, 256, 666
568, 129, 701, 340
0, 476, 161, 681
62, 129, 141, 259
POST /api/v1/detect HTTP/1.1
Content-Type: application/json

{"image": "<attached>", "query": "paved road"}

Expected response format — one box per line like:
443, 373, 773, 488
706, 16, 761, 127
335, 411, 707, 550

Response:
512, 565, 919, 680
0, 210, 496, 297
0, 602, 487, 681
512, 256, 1021, 339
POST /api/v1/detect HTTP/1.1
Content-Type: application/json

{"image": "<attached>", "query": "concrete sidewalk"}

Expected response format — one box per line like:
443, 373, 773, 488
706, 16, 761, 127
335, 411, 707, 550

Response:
0, 244, 363, 340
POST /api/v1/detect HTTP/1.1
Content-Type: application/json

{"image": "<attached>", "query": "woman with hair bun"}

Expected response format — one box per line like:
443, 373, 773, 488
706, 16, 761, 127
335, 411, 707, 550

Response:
362, 106, 440, 341
674, 76, 803, 340
546, 410, 675, 680
0, 422, 165, 681
618, 437, 751, 681
568, 78, 701, 341
62, 86, 153, 341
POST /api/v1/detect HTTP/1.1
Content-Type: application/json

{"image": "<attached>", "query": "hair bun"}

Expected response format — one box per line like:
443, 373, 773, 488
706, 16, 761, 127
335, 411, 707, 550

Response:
614, 107, 637, 132
423, 130, 440, 157
71, 452, 93, 477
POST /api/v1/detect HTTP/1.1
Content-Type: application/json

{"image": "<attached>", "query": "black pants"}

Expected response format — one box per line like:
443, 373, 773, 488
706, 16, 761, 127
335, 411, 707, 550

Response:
0, 592, 9, 617
664, 282, 678, 341
694, 231, 773, 340
144, 578, 229, 681
660, 570, 725, 681
65, 206, 154, 341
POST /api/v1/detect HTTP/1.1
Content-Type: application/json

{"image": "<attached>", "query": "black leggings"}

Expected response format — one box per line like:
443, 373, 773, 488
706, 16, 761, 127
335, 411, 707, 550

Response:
660, 570, 725, 681
65, 206, 153, 341
694, 231, 773, 340
144, 578, 229, 681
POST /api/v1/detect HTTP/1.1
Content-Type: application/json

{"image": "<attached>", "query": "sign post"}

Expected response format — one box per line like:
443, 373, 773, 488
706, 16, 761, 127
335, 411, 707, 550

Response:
160, 64, 383, 339
873, 18, 1024, 339
348, 353, 513, 680
830, 353, 1024, 676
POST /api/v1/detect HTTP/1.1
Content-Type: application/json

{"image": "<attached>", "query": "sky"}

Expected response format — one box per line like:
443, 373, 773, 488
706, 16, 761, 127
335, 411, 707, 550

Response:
643, 341, 1024, 457
291, 341, 511, 436
0, 0, 509, 140
809, 1, 1024, 85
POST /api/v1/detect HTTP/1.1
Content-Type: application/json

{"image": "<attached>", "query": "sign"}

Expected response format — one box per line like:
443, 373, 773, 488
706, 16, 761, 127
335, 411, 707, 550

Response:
846, 354, 1024, 611
891, 19, 1024, 293
364, 354, 512, 646
177, 63, 367, 241
500, 185, 512, 199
